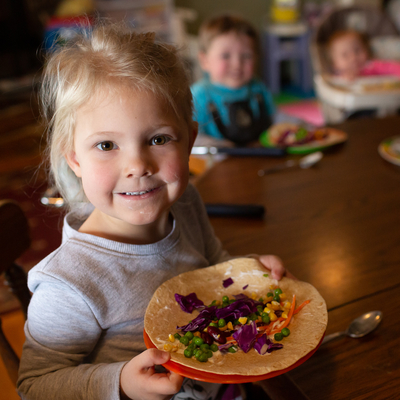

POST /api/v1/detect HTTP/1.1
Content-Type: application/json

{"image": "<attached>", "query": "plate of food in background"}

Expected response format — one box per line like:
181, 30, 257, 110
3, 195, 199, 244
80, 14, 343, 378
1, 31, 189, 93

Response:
260, 123, 347, 154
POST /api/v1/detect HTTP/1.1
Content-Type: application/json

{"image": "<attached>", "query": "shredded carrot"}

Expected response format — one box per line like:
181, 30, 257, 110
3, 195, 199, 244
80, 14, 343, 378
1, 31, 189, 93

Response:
293, 299, 311, 315
270, 294, 296, 335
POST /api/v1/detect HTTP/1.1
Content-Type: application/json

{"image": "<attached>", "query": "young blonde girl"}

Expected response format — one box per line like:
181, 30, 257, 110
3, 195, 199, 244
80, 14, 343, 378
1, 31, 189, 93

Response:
17, 22, 289, 400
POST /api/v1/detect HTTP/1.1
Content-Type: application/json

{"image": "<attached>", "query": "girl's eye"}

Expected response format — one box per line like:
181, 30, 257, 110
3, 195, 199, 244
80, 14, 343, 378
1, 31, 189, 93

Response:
151, 135, 170, 146
96, 141, 116, 151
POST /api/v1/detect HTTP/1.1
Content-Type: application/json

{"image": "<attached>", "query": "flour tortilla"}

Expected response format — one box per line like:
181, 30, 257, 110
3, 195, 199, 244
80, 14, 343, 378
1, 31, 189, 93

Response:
268, 123, 347, 148
144, 258, 327, 376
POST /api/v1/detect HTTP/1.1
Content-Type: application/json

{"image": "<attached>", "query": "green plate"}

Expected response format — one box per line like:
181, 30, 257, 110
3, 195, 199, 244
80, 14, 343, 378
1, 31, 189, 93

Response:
259, 128, 348, 155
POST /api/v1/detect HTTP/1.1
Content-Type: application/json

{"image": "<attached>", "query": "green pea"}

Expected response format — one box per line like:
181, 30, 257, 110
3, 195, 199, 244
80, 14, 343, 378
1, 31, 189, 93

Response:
257, 305, 264, 313
218, 318, 226, 327
228, 346, 237, 353
229, 299, 236, 304
200, 343, 210, 351
262, 314, 270, 324
194, 349, 203, 358
184, 348, 193, 358
188, 342, 197, 350
211, 300, 217, 306
210, 344, 219, 352
197, 353, 208, 362
248, 313, 258, 321
209, 322, 218, 328
273, 295, 281, 302
259, 297, 264, 302
184, 331, 194, 340
274, 332, 284, 341
179, 336, 189, 346
222, 302, 229, 308
193, 337, 204, 346
274, 288, 283, 295
281, 328, 290, 337
233, 319, 240, 325
222, 296, 229, 303
174, 333, 181, 339
205, 350, 213, 358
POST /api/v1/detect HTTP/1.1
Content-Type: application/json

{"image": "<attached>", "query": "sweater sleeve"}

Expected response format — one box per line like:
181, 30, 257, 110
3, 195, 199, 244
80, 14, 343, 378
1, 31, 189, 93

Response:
17, 276, 125, 400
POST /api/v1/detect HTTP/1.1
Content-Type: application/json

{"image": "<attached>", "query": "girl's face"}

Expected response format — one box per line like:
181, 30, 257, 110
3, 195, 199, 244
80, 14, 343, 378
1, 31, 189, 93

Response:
200, 32, 256, 89
66, 89, 197, 243
330, 33, 368, 78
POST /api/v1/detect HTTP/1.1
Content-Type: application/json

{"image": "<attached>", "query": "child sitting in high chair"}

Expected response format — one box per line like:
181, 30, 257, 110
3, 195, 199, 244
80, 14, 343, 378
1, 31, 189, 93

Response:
17, 21, 292, 400
191, 14, 275, 146
326, 29, 400, 82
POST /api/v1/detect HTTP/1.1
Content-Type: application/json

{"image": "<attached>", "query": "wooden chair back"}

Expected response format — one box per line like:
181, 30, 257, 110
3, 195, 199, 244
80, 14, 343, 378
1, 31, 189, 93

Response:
0, 199, 31, 385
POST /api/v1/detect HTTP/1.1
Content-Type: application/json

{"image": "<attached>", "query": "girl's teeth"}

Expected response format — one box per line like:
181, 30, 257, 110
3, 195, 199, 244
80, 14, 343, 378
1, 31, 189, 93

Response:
125, 190, 150, 196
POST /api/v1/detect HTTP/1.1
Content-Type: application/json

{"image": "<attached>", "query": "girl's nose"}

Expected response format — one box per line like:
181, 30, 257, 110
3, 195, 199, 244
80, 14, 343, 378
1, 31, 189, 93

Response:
125, 151, 155, 178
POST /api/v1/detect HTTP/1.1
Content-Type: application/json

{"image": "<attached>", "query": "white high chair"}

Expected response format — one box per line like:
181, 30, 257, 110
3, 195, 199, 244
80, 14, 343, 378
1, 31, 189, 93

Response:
311, 5, 400, 123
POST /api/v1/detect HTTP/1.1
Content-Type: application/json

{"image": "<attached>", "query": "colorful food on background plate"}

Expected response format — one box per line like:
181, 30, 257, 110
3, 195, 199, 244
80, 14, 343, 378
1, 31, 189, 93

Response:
144, 258, 328, 377
268, 123, 329, 147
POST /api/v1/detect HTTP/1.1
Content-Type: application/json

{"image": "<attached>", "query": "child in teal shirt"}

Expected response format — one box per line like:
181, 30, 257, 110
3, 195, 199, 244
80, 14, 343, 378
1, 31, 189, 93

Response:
191, 14, 275, 145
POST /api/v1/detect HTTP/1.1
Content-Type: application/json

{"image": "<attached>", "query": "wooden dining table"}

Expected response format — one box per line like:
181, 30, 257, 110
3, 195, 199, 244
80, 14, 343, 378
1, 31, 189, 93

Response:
194, 115, 400, 400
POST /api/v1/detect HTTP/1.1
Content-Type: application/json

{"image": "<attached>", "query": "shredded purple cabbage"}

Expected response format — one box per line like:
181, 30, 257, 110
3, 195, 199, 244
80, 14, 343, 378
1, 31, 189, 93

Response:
232, 321, 258, 353
254, 334, 284, 355
174, 293, 204, 313
176, 306, 217, 332
215, 297, 262, 320
254, 334, 269, 355
223, 278, 234, 288
242, 284, 248, 290
218, 342, 235, 353
233, 293, 248, 300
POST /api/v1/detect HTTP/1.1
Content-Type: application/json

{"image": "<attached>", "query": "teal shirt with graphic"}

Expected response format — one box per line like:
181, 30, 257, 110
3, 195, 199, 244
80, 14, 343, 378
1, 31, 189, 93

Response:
191, 78, 275, 139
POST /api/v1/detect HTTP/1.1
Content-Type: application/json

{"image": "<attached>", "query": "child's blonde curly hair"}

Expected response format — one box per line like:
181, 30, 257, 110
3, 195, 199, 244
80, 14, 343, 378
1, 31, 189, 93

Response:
40, 21, 193, 209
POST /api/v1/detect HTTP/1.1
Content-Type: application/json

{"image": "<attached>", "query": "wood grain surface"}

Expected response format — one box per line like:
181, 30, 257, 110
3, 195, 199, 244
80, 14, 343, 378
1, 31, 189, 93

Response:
195, 115, 400, 399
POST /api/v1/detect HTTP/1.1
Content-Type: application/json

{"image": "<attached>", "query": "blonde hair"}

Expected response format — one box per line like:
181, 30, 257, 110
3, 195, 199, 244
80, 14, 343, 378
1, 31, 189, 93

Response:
40, 21, 193, 209
198, 14, 259, 54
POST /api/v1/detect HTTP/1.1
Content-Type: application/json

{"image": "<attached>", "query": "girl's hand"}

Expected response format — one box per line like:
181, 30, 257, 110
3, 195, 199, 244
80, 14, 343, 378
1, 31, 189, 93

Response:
120, 349, 183, 400
256, 255, 296, 280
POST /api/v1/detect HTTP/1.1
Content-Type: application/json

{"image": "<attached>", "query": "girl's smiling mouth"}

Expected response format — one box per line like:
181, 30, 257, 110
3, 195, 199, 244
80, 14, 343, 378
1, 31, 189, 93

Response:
118, 187, 161, 197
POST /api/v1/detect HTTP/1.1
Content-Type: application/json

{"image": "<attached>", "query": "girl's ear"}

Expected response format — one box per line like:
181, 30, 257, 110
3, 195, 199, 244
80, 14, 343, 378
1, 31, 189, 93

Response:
65, 151, 82, 178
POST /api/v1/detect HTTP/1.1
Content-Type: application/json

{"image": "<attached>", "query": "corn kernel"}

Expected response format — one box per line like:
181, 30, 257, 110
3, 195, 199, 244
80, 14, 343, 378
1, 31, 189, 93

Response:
269, 285, 277, 290
283, 301, 291, 309
265, 296, 273, 302
266, 303, 273, 309
227, 322, 234, 330
271, 301, 281, 310
269, 312, 278, 321
193, 331, 201, 337
282, 312, 288, 319
279, 293, 287, 301
219, 325, 228, 331
168, 334, 175, 342
238, 317, 248, 325
164, 343, 173, 351
265, 308, 272, 314
251, 292, 257, 300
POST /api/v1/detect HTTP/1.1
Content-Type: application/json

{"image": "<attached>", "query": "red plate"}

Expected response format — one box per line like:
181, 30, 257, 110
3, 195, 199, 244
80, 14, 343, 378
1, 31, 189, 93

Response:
143, 329, 324, 383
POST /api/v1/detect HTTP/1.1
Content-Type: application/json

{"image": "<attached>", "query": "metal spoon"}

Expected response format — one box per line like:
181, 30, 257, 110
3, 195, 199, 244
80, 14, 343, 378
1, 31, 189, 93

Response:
322, 311, 383, 345
258, 151, 323, 176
